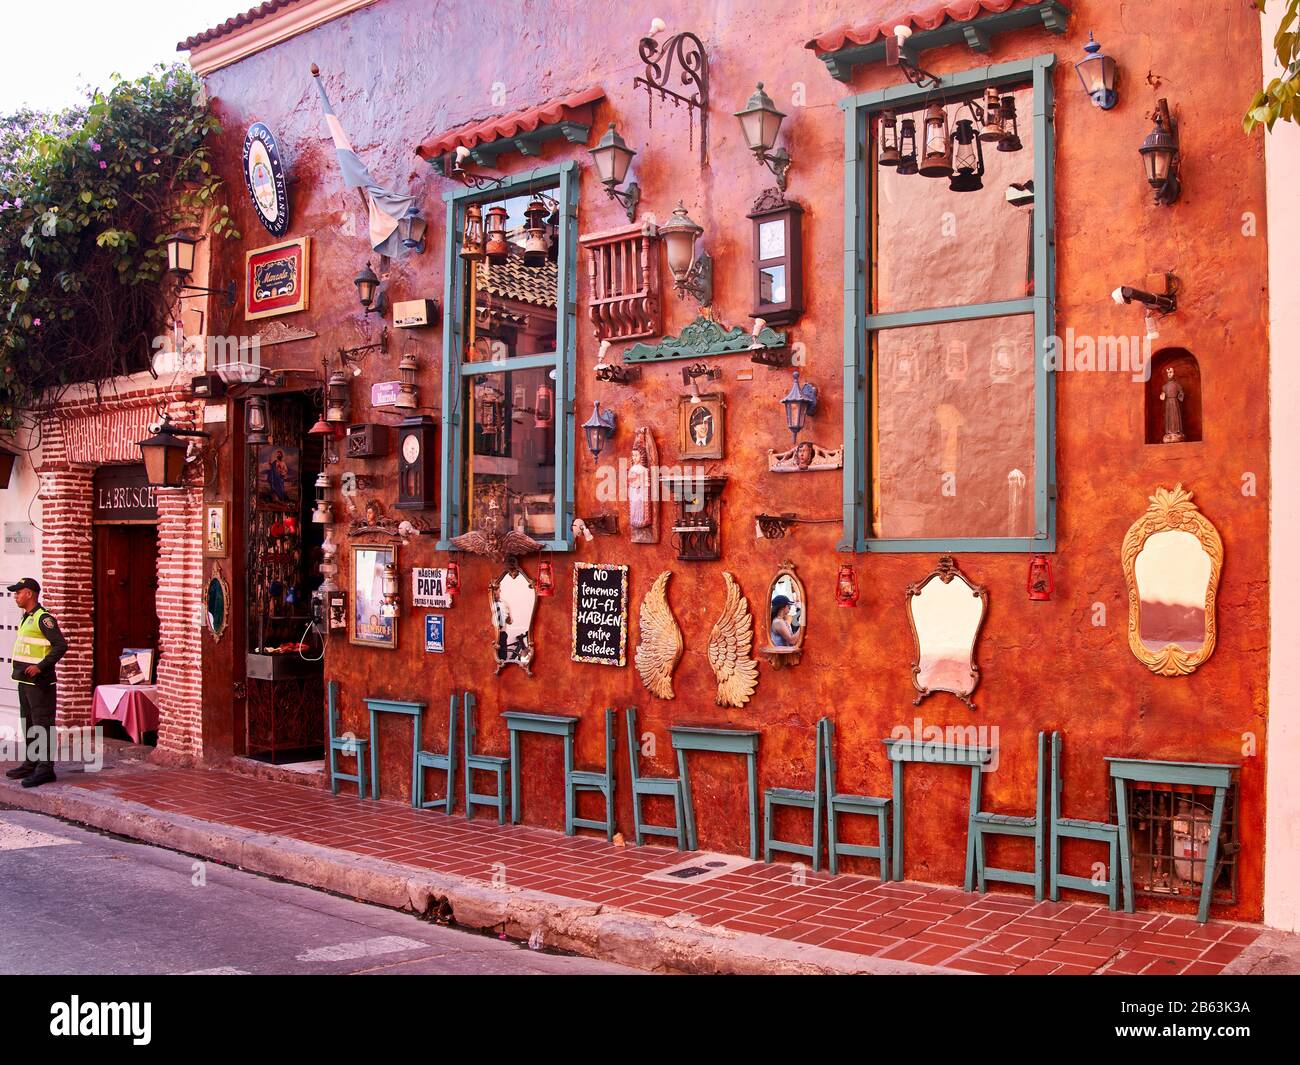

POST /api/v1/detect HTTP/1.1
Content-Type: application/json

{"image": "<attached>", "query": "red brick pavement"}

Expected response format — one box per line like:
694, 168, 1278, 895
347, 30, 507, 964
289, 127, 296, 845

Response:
44, 764, 1263, 974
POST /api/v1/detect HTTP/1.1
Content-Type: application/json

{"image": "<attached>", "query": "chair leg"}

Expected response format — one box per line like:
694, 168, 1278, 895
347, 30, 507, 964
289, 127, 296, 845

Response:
826, 802, 839, 876
1049, 824, 1060, 902
974, 827, 987, 893
1108, 837, 1120, 911
672, 786, 686, 851
414, 762, 423, 809
877, 809, 889, 883
563, 775, 575, 837
1034, 825, 1045, 902
605, 781, 615, 842
329, 746, 339, 796
631, 790, 645, 847
762, 794, 773, 864
497, 769, 507, 826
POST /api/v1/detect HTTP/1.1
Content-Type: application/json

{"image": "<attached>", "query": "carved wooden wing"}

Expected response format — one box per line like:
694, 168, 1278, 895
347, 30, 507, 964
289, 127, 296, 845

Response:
635, 571, 683, 699
708, 572, 759, 708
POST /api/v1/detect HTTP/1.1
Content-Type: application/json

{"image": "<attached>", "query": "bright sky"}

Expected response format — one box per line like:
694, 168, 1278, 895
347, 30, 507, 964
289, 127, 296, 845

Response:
0, 1, 244, 113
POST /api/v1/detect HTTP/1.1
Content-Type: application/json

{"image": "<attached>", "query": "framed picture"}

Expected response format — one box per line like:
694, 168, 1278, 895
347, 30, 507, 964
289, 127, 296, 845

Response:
679, 394, 725, 460
203, 501, 229, 558
351, 544, 396, 648
245, 236, 309, 320
255, 445, 300, 511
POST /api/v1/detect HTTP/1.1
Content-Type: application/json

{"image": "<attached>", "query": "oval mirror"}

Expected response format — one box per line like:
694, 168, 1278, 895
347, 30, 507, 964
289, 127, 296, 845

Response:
1122, 485, 1222, 676
906, 556, 987, 710
206, 572, 229, 642
763, 561, 805, 667
491, 565, 537, 675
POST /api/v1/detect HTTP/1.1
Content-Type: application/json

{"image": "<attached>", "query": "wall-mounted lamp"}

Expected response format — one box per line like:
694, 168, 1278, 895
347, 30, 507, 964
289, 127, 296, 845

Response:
325, 370, 351, 424
594, 339, 640, 384
136, 413, 212, 487
1075, 31, 1118, 110
1140, 99, 1181, 206
835, 563, 860, 607
1112, 274, 1178, 316
682, 361, 721, 402
1027, 554, 1053, 601
395, 352, 419, 411
589, 123, 641, 222
354, 261, 383, 315
398, 207, 427, 253
885, 25, 942, 88
380, 562, 401, 618
245, 395, 270, 446
735, 83, 792, 191
581, 401, 617, 459
780, 371, 818, 443
165, 231, 235, 306
450, 145, 507, 190
659, 202, 712, 306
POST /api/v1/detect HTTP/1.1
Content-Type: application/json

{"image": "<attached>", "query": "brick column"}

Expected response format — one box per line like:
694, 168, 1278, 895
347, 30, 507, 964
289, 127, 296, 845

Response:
154, 481, 205, 757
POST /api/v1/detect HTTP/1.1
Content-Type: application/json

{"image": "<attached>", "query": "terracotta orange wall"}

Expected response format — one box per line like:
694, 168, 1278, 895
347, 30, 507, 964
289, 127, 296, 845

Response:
196, 0, 1271, 918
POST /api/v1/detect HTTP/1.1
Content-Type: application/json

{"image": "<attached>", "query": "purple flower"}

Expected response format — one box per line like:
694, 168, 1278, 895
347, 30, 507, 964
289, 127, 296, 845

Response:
13, 197, 21, 208
34, 319, 41, 327
99, 160, 107, 169
89, 140, 100, 152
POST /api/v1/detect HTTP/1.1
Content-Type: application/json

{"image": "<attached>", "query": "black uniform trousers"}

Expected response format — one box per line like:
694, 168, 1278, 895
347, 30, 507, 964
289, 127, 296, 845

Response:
18, 682, 56, 771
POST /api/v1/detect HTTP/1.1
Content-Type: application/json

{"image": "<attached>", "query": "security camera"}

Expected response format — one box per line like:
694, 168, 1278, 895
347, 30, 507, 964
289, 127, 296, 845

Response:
1006, 180, 1034, 207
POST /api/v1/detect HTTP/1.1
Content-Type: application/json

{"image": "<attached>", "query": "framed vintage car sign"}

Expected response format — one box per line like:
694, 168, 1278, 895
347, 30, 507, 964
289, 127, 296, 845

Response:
243, 122, 290, 237
245, 236, 309, 320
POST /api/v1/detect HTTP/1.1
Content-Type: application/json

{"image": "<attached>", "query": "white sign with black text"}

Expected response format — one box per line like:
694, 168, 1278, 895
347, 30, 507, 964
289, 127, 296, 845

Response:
412, 567, 453, 609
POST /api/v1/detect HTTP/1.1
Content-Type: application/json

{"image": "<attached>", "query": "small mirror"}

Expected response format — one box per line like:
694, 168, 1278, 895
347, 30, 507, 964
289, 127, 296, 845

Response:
907, 556, 987, 710
491, 564, 537, 675
763, 561, 805, 667
206, 572, 229, 642
1122, 485, 1222, 675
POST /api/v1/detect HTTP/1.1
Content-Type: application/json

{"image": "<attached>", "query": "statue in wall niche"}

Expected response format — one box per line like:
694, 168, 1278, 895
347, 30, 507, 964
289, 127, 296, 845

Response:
1160, 366, 1186, 443
629, 427, 659, 544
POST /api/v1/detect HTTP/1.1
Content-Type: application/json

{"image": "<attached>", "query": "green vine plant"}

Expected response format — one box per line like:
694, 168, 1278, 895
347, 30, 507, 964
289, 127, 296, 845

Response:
0, 63, 238, 430
1246, 0, 1300, 133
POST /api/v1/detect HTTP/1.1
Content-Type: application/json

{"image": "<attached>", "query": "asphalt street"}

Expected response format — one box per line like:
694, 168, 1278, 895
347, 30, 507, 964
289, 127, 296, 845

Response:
0, 806, 641, 976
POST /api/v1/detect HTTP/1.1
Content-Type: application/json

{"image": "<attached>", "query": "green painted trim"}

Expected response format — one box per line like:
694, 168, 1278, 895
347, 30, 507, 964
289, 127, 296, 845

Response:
623, 315, 786, 363
426, 122, 593, 173
842, 53, 1058, 555
438, 161, 578, 554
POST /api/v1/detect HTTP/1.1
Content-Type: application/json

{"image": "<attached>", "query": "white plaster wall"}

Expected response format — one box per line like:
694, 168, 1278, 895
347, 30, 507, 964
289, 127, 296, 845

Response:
0, 424, 43, 741
1264, 6, 1300, 932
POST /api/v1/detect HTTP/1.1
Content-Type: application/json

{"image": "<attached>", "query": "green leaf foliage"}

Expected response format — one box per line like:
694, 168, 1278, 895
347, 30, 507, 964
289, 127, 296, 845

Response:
1246, 0, 1300, 133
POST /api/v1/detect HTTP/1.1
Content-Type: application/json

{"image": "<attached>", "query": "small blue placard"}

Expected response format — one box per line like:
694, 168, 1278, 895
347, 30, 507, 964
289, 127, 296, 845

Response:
424, 613, 444, 654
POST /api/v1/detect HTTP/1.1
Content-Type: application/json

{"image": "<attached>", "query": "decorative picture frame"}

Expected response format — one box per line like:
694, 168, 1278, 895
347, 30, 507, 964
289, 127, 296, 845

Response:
571, 562, 629, 666
351, 544, 397, 649
203, 501, 229, 558
254, 445, 301, 512
678, 394, 725, 460
906, 556, 988, 711
244, 236, 310, 320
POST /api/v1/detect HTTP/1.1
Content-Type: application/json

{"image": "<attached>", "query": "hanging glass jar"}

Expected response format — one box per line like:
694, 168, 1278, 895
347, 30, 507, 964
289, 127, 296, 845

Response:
918, 104, 952, 177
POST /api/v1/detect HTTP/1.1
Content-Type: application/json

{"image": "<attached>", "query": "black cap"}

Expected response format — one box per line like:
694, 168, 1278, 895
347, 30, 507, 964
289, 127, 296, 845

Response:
7, 577, 39, 595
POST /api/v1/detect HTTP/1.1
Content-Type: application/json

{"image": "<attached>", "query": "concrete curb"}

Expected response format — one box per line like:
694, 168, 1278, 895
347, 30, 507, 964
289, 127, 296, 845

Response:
1, 778, 956, 976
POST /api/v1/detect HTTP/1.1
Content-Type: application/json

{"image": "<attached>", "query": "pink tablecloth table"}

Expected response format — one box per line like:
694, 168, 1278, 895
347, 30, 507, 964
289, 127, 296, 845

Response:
92, 684, 160, 744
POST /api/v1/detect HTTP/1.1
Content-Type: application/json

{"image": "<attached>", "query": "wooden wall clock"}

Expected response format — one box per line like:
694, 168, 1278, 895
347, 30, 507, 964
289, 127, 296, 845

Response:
396, 415, 439, 510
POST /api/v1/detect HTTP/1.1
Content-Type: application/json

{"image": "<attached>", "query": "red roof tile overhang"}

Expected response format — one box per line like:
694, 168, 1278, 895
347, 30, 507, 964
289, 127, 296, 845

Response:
806, 0, 1070, 82
178, 0, 298, 50
416, 87, 605, 172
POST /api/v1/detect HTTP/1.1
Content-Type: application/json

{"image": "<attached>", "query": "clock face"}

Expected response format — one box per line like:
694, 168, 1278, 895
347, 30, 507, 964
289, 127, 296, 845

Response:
402, 433, 421, 464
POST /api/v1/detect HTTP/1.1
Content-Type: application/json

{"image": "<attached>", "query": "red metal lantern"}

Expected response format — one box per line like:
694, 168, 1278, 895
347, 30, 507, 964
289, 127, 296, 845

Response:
1027, 554, 1053, 601
446, 561, 460, 596
536, 559, 555, 596
534, 383, 553, 428
836, 563, 859, 607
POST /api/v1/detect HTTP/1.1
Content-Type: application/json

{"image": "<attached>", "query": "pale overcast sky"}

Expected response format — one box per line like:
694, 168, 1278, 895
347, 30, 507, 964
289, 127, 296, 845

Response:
0, 0, 245, 113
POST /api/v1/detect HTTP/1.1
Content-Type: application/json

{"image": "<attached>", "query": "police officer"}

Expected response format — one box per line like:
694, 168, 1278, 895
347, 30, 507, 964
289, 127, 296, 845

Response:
5, 578, 67, 788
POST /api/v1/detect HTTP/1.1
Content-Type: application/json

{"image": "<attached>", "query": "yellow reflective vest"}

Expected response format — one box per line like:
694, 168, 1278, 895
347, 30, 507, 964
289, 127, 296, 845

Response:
12, 606, 52, 686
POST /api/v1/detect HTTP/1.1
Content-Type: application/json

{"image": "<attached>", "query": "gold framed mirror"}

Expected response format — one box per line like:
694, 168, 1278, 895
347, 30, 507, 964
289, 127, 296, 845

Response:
762, 560, 805, 667
906, 556, 987, 711
491, 563, 537, 675
206, 569, 229, 642
1121, 485, 1223, 676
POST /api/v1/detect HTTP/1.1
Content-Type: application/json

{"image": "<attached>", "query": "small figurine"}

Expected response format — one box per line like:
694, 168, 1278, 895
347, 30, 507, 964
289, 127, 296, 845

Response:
1160, 365, 1186, 443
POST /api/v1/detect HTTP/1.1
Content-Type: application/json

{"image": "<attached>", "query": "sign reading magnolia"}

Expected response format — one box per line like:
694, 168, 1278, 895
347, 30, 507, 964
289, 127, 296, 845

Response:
571, 563, 628, 667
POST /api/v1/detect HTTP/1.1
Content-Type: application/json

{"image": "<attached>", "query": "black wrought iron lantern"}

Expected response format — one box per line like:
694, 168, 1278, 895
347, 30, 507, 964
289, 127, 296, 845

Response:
1140, 99, 1181, 206
897, 118, 919, 175
978, 87, 1004, 143
137, 413, 209, 487
398, 207, 426, 252
165, 231, 199, 275
354, 261, 381, 314
878, 110, 900, 167
918, 104, 952, 177
522, 196, 549, 267
581, 401, 617, 459
484, 204, 510, 264
1076, 31, 1118, 110
996, 93, 1022, 153
460, 202, 486, 261
949, 116, 985, 193
589, 123, 639, 220
780, 371, 818, 443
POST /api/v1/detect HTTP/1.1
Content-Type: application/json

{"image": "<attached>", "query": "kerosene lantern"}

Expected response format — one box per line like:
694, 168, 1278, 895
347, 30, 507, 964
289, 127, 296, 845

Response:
461, 202, 486, 261
836, 563, 860, 607
918, 104, 952, 178
380, 562, 401, 618
1028, 554, 1054, 601
485, 203, 509, 263
522, 196, 549, 267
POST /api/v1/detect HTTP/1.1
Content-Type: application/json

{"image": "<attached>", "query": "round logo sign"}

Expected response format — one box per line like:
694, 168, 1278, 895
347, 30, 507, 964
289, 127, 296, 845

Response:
243, 123, 290, 237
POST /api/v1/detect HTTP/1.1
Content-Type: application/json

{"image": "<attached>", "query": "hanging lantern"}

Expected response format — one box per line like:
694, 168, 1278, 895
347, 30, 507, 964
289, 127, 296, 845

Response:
896, 118, 918, 175
245, 395, 270, 446
835, 563, 860, 607
948, 116, 985, 193
581, 402, 617, 460
536, 559, 555, 596
918, 104, 952, 177
534, 382, 554, 429
312, 472, 334, 525
326, 370, 351, 424
461, 202, 486, 261
446, 561, 460, 596
977, 87, 1004, 142
878, 110, 900, 167
1027, 554, 1053, 601
137, 421, 190, 487
380, 562, 401, 618
522, 196, 549, 267
780, 371, 818, 443
484, 204, 509, 263
396, 352, 418, 411
546, 204, 561, 263
996, 94, 1022, 153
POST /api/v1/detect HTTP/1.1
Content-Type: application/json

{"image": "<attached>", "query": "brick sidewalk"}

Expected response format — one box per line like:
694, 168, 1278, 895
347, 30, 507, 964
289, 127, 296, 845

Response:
4, 760, 1271, 975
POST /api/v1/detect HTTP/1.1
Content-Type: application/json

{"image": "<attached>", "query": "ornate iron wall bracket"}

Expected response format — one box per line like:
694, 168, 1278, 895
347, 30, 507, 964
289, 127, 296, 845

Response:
635, 30, 709, 168
624, 315, 785, 364
754, 513, 839, 539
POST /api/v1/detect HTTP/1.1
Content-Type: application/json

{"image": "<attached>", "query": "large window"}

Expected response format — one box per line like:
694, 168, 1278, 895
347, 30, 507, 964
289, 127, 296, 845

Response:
439, 163, 577, 551
840, 56, 1056, 552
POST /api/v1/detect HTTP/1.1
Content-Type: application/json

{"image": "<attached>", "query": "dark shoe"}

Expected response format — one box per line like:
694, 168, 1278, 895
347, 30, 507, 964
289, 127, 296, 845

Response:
5, 765, 34, 779
20, 768, 55, 788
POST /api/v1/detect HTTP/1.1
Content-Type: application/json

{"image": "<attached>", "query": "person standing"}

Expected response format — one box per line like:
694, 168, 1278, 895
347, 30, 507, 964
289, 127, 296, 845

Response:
5, 578, 67, 788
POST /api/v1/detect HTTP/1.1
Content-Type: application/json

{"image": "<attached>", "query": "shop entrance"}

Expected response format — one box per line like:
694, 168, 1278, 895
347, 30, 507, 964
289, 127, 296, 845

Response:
92, 524, 159, 687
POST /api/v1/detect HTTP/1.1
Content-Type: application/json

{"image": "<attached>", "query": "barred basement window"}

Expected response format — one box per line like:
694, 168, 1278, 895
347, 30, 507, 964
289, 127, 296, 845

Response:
1114, 781, 1239, 904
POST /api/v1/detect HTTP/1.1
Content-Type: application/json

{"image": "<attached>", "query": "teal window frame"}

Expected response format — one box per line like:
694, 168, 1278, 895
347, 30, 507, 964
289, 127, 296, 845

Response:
438, 161, 578, 553
839, 54, 1057, 554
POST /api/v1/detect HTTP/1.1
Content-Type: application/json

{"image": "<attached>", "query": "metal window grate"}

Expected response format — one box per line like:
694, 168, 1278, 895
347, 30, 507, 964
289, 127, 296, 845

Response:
1113, 781, 1238, 904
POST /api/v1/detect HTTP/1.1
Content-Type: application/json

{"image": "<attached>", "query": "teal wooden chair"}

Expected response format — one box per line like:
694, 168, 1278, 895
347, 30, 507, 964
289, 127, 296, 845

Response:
763, 717, 825, 870
326, 680, 368, 797
415, 692, 458, 814
625, 705, 687, 849
970, 731, 1047, 900
565, 707, 618, 840
1050, 731, 1120, 909
823, 718, 891, 878
462, 691, 509, 823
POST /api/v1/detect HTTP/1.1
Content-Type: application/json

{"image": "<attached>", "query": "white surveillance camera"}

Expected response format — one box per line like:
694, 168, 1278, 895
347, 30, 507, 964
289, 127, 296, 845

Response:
1111, 287, 1127, 305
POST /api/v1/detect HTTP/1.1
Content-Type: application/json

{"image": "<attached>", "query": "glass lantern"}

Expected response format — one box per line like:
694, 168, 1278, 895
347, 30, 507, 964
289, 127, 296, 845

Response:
918, 104, 952, 177
460, 202, 485, 261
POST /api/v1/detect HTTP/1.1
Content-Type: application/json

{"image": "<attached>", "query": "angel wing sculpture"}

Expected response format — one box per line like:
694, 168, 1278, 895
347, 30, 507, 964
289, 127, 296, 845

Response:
635, 571, 683, 699
708, 572, 759, 708
447, 493, 544, 561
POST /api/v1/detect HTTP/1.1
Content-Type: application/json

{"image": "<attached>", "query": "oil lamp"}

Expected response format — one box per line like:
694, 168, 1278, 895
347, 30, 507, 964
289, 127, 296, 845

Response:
445, 561, 460, 597
325, 370, 351, 424
534, 381, 553, 428
896, 118, 918, 175
245, 395, 270, 446
484, 203, 510, 263
948, 114, 985, 193
312, 472, 334, 525
918, 104, 952, 177
996, 94, 1022, 153
522, 196, 549, 267
380, 562, 401, 618
1027, 554, 1053, 601
460, 202, 486, 261
395, 352, 418, 411
977, 87, 1004, 142
878, 110, 900, 166
836, 563, 860, 607
536, 559, 555, 596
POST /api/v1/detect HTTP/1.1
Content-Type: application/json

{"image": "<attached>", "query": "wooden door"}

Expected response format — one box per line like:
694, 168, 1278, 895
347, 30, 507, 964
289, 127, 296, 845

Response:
93, 525, 159, 687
